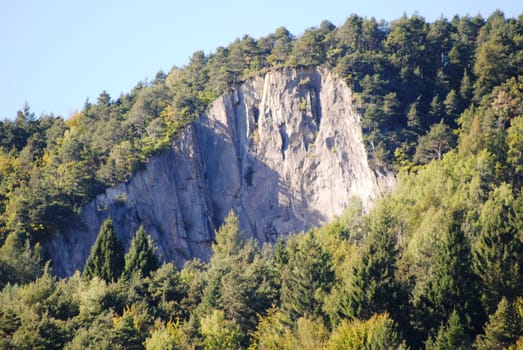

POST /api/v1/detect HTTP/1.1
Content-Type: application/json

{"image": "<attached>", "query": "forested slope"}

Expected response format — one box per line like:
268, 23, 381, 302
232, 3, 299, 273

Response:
0, 10, 522, 349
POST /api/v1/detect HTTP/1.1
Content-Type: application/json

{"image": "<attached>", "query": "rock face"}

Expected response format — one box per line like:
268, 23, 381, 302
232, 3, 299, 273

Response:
46, 67, 395, 276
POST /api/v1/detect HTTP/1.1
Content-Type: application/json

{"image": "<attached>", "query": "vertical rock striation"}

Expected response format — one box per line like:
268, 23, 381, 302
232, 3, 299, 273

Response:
46, 66, 395, 276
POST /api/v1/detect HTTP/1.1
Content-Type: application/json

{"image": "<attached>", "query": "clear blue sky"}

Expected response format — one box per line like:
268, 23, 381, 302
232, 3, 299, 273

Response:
0, 0, 521, 120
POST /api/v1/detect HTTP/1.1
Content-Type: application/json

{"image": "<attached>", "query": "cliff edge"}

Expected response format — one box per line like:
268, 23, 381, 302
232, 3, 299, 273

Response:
46, 66, 395, 276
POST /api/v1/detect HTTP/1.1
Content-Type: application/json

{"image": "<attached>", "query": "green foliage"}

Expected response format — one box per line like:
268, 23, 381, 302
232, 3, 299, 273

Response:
414, 121, 455, 164
473, 184, 523, 314
250, 309, 328, 350
475, 297, 523, 350
11, 311, 71, 350
211, 210, 243, 259
328, 313, 403, 350
144, 320, 188, 350
111, 305, 146, 350
411, 211, 484, 344
280, 232, 334, 324
425, 311, 470, 350
83, 218, 125, 282
473, 11, 523, 100
200, 309, 243, 350
124, 226, 160, 280
65, 311, 114, 349
0, 271, 78, 349
0, 10, 520, 245
293, 316, 329, 350
339, 204, 401, 321
0, 231, 43, 287
200, 211, 277, 337
507, 115, 523, 180
0, 10, 522, 350
142, 262, 189, 321
250, 307, 294, 349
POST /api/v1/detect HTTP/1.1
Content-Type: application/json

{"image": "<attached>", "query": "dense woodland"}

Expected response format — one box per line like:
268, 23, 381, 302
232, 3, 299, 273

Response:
1, 10, 523, 349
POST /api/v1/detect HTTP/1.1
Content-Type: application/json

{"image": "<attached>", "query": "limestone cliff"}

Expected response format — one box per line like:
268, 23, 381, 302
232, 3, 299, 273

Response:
46, 67, 395, 276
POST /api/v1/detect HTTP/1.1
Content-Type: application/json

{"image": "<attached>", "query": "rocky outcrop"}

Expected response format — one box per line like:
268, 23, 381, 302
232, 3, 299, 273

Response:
46, 66, 395, 276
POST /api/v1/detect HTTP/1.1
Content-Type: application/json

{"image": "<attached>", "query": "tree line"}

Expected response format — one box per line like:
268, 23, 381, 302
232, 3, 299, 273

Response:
0, 10, 522, 349
1, 11, 522, 244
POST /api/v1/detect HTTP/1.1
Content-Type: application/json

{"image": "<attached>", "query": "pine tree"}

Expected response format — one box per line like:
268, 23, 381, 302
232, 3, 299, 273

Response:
412, 212, 484, 343
425, 311, 470, 350
414, 121, 454, 164
280, 232, 334, 324
123, 226, 160, 280
459, 70, 473, 109
341, 207, 400, 321
83, 218, 125, 282
200, 211, 275, 334
473, 184, 523, 315
475, 297, 523, 350
200, 309, 243, 350
443, 89, 459, 122
211, 210, 243, 261
200, 210, 245, 313
111, 306, 144, 350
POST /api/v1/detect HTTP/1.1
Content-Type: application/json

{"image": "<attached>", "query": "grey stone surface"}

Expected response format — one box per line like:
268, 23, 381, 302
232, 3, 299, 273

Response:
45, 67, 395, 276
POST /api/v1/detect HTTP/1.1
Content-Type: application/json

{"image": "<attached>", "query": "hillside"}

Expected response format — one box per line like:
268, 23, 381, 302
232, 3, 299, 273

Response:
45, 66, 394, 276
0, 10, 522, 349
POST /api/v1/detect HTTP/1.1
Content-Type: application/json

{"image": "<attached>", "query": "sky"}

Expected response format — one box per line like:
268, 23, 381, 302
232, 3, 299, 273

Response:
0, 1, 521, 120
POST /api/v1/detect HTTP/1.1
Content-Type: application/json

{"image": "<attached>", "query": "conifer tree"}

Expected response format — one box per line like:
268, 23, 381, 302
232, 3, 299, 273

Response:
83, 218, 124, 282
280, 232, 334, 324
211, 210, 243, 261
200, 210, 244, 312
123, 226, 160, 280
111, 306, 144, 350
473, 184, 523, 315
475, 297, 523, 350
425, 311, 470, 350
412, 212, 484, 343
200, 210, 275, 334
341, 206, 400, 321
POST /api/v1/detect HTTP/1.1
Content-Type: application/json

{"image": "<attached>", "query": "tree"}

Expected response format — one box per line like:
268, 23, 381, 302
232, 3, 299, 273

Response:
123, 227, 160, 280
407, 99, 423, 133
425, 311, 470, 350
289, 27, 326, 66
475, 297, 523, 350
266, 27, 294, 67
328, 313, 403, 350
250, 307, 294, 350
473, 184, 523, 315
411, 212, 484, 344
83, 218, 125, 282
0, 232, 43, 288
459, 70, 473, 107
200, 211, 276, 334
443, 89, 460, 122
200, 309, 242, 350
144, 320, 187, 350
200, 211, 244, 314
111, 305, 145, 350
293, 316, 329, 350
340, 205, 401, 321
507, 116, 523, 179
144, 263, 188, 321
10, 311, 70, 350
414, 121, 455, 164
473, 11, 519, 99
211, 210, 243, 260
280, 232, 334, 324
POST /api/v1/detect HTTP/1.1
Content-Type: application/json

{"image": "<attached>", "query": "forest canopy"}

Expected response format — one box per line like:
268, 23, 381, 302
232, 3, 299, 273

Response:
0, 10, 523, 349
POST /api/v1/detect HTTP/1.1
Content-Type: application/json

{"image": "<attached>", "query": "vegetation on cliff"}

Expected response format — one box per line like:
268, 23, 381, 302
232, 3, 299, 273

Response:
0, 10, 523, 349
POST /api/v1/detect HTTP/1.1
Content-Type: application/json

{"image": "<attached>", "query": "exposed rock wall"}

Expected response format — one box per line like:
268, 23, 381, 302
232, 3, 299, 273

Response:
46, 67, 395, 276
